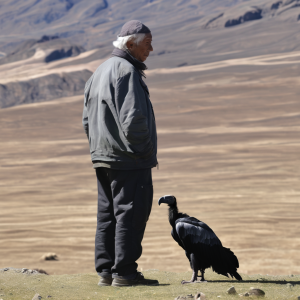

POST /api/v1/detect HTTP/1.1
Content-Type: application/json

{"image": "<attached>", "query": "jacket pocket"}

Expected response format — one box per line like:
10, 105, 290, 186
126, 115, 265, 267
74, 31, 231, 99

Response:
132, 184, 153, 230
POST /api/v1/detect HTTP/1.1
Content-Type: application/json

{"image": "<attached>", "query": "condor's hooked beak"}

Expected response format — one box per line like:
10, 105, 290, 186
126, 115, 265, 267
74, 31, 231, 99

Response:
158, 195, 176, 206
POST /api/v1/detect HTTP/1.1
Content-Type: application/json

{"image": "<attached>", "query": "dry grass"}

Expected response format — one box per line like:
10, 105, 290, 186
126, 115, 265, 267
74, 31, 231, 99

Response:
0, 269, 299, 300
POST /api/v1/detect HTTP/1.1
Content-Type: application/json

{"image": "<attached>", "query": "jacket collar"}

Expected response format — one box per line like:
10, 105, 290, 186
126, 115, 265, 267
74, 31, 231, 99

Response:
111, 48, 147, 78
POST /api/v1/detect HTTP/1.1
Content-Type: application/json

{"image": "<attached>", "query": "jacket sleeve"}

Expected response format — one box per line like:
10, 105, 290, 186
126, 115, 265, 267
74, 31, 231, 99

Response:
82, 102, 89, 139
82, 74, 94, 139
116, 70, 153, 156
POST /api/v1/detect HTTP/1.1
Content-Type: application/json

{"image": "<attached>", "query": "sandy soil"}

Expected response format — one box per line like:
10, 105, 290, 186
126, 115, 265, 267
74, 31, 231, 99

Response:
0, 56, 300, 276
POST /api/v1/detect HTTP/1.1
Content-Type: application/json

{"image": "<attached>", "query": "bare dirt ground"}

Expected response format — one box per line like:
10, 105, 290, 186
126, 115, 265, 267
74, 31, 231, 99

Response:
0, 55, 299, 276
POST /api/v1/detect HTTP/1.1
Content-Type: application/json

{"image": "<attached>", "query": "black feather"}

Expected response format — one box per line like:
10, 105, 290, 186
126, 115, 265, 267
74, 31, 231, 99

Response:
166, 197, 242, 281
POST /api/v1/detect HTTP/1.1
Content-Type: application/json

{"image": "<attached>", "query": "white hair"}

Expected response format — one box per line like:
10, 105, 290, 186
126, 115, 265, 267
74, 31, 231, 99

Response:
112, 33, 146, 50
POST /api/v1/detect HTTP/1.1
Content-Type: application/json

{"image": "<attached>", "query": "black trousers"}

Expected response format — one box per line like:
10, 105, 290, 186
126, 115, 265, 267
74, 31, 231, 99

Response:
95, 167, 153, 276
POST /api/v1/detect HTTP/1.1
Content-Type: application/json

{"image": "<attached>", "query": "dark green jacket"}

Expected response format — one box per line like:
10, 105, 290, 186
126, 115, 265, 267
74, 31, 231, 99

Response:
82, 56, 157, 169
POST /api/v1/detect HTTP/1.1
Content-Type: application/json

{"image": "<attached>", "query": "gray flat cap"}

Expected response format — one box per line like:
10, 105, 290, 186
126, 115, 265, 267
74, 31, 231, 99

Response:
118, 20, 151, 37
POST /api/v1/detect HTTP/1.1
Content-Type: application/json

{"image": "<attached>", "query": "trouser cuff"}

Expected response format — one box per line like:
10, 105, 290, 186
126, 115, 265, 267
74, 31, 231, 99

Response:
112, 271, 137, 280
98, 269, 112, 278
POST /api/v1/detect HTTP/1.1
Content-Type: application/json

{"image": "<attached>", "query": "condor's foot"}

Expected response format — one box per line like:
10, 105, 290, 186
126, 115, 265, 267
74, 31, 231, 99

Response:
181, 278, 207, 284
181, 271, 197, 284
181, 271, 207, 284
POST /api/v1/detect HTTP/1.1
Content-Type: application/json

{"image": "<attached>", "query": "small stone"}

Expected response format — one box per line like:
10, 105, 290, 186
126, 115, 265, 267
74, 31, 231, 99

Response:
198, 293, 206, 300
22, 268, 28, 273
3, 268, 9, 271
41, 253, 58, 261
227, 286, 237, 294
297, 297, 300, 300
239, 293, 249, 297
194, 293, 206, 300
33, 269, 49, 275
187, 295, 193, 299
32, 293, 42, 300
248, 288, 265, 296
195, 293, 201, 300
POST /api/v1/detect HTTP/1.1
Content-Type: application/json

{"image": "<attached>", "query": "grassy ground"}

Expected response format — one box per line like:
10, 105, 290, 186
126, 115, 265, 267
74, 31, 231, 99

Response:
0, 269, 299, 300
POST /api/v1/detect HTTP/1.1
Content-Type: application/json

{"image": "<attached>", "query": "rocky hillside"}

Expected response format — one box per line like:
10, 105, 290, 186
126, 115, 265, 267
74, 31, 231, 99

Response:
1, 0, 299, 68
201, 0, 300, 28
0, 0, 300, 108
0, 34, 90, 109
0, 70, 92, 108
0, 36, 85, 65
1, 0, 299, 54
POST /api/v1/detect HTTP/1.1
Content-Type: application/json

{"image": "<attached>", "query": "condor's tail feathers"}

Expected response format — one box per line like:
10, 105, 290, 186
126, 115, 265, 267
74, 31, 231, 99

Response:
211, 246, 243, 281
230, 271, 242, 281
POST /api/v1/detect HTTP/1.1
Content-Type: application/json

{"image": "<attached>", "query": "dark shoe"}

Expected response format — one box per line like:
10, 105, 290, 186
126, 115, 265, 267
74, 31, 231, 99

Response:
98, 275, 113, 286
111, 272, 159, 287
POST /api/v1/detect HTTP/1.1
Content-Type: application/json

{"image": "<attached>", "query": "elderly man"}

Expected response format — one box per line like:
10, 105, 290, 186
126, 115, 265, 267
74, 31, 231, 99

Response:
82, 20, 158, 287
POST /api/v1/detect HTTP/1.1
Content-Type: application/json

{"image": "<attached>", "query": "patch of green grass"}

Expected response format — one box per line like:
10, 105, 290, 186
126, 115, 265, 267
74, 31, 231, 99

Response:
0, 269, 299, 300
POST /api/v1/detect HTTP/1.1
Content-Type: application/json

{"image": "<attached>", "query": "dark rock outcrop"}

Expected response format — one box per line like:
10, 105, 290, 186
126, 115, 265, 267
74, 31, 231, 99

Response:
45, 45, 84, 62
37, 35, 59, 43
225, 8, 262, 27
0, 37, 85, 65
244, 9, 263, 22
0, 69, 92, 108
204, 13, 224, 28
271, 1, 283, 9
225, 16, 243, 27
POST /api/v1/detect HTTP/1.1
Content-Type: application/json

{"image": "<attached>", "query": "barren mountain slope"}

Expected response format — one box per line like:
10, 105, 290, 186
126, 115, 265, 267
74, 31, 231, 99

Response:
1, 0, 300, 108
1, 0, 300, 69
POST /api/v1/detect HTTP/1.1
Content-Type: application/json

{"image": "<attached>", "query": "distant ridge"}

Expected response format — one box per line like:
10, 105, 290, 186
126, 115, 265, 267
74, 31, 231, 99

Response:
1, 0, 299, 70
0, 70, 92, 108
0, 37, 85, 66
1, 0, 300, 108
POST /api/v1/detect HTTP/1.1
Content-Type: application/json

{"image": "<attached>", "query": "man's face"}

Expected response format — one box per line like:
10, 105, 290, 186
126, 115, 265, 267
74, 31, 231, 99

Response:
126, 33, 153, 62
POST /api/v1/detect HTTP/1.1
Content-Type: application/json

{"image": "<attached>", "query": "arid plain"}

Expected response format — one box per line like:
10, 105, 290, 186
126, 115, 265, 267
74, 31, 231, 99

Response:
0, 48, 300, 277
